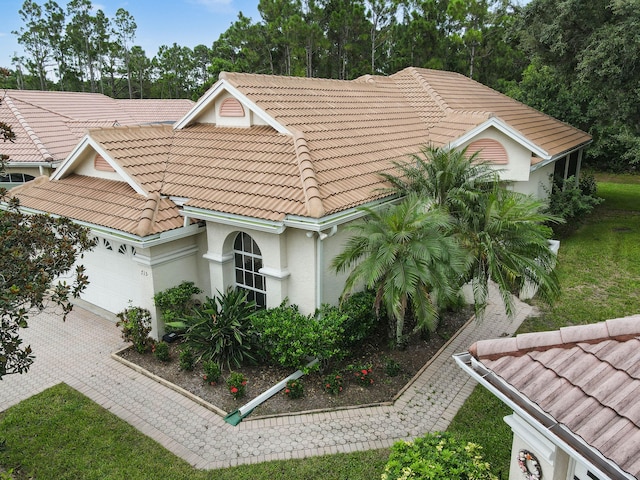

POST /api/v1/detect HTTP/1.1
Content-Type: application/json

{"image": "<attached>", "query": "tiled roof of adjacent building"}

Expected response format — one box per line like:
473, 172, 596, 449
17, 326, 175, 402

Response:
467, 315, 640, 479
9, 67, 592, 236
0, 90, 194, 163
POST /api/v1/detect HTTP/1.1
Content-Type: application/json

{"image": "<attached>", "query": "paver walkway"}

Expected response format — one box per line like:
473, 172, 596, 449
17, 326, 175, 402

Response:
0, 289, 534, 470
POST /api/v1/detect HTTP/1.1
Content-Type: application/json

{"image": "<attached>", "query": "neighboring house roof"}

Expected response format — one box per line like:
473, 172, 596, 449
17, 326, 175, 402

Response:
456, 315, 640, 479
0, 89, 194, 164
10, 67, 592, 236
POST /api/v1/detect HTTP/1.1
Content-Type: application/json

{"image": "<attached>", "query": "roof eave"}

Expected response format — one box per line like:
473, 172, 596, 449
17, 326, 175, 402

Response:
453, 352, 636, 480
530, 139, 593, 173
6, 203, 203, 248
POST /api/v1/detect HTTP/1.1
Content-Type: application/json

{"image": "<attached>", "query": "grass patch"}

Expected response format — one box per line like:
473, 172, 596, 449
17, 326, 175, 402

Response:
0, 384, 388, 480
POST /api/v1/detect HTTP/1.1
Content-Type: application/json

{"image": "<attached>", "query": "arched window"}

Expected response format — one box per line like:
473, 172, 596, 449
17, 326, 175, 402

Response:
233, 232, 266, 308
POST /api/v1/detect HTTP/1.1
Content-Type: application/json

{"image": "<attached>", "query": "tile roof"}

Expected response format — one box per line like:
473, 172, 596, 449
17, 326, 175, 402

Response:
468, 315, 640, 478
9, 67, 592, 235
11, 174, 183, 236
0, 90, 193, 163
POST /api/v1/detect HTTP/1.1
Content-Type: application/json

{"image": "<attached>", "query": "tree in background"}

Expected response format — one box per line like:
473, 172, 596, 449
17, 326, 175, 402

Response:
0, 87, 96, 379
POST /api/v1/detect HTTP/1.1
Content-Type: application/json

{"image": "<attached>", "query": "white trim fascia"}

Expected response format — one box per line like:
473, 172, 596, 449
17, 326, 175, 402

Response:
504, 413, 556, 463
12, 204, 204, 248
5, 161, 53, 168
173, 80, 290, 135
453, 352, 635, 480
181, 206, 287, 234
132, 244, 199, 267
448, 117, 550, 160
51, 135, 148, 196
284, 197, 399, 232
530, 141, 593, 173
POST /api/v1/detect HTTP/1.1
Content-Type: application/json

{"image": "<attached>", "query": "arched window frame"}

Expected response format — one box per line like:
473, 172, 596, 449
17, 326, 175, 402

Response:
233, 232, 266, 308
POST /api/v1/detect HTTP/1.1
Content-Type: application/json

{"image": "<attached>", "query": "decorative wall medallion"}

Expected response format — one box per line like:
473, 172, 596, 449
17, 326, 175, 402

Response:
517, 449, 542, 480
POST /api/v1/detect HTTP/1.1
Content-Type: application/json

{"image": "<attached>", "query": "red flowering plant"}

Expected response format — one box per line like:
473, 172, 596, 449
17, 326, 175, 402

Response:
323, 372, 344, 395
226, 371, 247, 399
284, 378, 304, 399
202, 361, 221, 386
353, 364, 374, 386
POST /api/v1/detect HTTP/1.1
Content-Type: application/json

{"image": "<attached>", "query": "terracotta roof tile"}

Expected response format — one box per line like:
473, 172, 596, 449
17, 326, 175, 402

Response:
469, 315, 640, 478
10, 174, 183, 236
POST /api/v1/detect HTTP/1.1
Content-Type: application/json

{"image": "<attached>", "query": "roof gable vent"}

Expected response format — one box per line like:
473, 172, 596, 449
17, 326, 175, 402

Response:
219, 98, 245, 117
466, 138, 508, 165
94, 154, 115, 172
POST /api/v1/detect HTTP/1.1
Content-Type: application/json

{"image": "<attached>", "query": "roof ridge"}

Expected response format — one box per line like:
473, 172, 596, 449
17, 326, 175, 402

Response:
133, 192, 160, 237
470, 315, 640, 359
3, 95, 54, 162
402, 66, 453, 114
291, 129, 325, 218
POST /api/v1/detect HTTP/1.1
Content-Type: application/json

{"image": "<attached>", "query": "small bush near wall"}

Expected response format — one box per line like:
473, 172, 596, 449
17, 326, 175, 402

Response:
153, 281, 202, 327
116, 306, 153, 354
381, 431, 497, 480
339, 290, 379, 347
545, 174, 603, 237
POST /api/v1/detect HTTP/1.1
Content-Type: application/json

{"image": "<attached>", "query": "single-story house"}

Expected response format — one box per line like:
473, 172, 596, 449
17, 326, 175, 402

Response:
0, 89, 194, 187
8, 67, 591, 336
454, 315, 640, 480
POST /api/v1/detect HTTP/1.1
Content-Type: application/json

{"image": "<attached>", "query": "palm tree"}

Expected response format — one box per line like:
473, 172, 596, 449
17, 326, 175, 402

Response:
384, 146, 562, 318
332, 194, 469, 346
381, 145, 497, 217
461, 185, 562, 317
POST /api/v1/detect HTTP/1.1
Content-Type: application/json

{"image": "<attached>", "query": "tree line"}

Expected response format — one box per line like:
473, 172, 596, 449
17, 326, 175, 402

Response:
1, 0, 638, 171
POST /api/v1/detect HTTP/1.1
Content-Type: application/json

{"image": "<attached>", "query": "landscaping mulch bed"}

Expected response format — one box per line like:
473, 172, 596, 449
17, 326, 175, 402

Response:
116, 308, 472, 418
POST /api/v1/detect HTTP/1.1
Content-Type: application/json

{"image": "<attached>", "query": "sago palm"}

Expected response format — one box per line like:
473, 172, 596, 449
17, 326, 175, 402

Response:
332, 194, 469, 346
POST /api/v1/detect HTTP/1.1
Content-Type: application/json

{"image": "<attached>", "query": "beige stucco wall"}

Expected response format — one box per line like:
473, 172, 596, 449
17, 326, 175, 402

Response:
513, 162, 554, 199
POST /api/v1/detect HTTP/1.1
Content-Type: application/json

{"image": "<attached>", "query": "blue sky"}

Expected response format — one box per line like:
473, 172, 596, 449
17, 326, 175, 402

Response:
0, 0, 261, 67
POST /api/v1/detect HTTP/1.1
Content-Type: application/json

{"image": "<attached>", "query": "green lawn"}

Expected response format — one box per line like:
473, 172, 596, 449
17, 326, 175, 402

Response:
1, 178, 639, 480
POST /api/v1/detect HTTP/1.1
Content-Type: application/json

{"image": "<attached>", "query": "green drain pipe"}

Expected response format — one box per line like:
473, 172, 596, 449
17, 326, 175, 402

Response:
224, 358, 319, 426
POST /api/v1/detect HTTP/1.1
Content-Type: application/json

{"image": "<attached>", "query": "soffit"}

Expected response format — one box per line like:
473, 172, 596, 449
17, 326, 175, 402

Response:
470, 316, 640, 478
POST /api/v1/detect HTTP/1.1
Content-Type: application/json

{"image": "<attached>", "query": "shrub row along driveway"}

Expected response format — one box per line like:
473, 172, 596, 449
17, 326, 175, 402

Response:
0, 288, 533, 470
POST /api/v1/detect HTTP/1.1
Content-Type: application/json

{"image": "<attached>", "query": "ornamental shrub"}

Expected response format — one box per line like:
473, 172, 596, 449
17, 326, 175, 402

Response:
381, 431, 497, 480
152, 341, 170, 362
545, 175, 603, 236
178, 345, 195, 371
202, 360, 221, 385
116, 305, 153, 354
284, 378, 304, 399
323, 372, 344, 395
174, 287, 258, 370
154, 281, 202, 330
226, 371, 247, 399
339, 290, 379, 347
252, 302, 346, 369
352, 364, 374, 386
